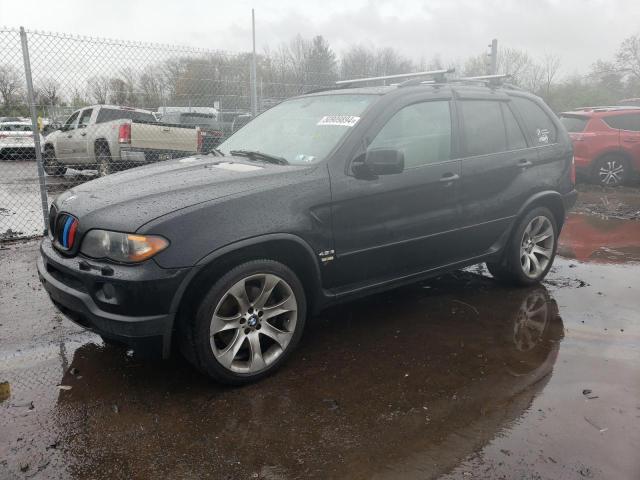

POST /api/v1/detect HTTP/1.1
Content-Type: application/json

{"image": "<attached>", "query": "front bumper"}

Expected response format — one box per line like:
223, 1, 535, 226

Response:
37, 237, 192, 358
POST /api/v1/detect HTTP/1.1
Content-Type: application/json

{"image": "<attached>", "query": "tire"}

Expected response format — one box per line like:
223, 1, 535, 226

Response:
183, 259, 307, 385
592, 154, 628, 187
96, 142, 113, 177
486, 206, 558, 286
43, 147, 66, 176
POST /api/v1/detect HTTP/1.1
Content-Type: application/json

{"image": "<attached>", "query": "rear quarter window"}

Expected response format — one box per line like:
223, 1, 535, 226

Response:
560, 115, 589, 133
602, 114, 640, 132
510, 96, 558, 145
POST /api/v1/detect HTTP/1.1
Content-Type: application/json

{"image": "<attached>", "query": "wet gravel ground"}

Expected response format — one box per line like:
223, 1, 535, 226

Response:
1, 194, 639, 479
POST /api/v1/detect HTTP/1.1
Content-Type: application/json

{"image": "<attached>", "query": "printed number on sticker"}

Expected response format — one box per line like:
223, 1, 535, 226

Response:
317, 115, 360, 127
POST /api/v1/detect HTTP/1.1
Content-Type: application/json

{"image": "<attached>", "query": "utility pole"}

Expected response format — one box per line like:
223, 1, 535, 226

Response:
250, 9, 258, 116
488, 38, 498, 75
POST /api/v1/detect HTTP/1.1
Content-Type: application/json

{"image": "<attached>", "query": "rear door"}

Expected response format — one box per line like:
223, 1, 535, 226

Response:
330, 95, 462, 288
607, 113, 640, 172
456, 96, 537, 259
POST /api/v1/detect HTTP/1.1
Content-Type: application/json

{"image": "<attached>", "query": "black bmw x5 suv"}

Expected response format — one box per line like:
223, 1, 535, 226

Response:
38, 81, 577, 384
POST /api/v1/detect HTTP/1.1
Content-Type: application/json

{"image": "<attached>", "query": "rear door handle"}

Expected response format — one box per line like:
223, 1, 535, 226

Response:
80, 132, 87, 137
517, 159, 533, 168
66, 134, 73, 138
439, 173, 460, 183
623, 138, 639, 143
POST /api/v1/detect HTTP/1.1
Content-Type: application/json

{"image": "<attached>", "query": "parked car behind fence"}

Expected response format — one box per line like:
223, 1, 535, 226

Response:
42, 105, 211, 176
560, 106, 640, 186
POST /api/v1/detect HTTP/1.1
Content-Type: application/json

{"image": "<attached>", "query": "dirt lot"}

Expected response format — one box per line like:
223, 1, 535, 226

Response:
0, 185, 639, 479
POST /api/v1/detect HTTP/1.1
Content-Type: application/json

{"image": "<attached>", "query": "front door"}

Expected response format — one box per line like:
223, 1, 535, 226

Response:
68, 108, 94, 167
329, 98, 462, 288
55, 111, 80, 162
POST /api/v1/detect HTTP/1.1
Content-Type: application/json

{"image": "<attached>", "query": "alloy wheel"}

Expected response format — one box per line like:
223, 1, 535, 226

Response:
209, 273, 298, 374
519, 216, 554, 279
598, 158, 625, 186
513, 291, 549, 352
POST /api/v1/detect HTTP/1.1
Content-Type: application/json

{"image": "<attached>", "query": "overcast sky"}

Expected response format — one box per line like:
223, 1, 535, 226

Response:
2, 0, 639, 76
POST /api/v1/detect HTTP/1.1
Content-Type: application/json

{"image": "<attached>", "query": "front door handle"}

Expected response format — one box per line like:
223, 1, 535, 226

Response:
623, 138, 639, 143
517, 159, 533, 168
439, 173, 460, 183
66, 134, 72, 138
80, 132, 87, 137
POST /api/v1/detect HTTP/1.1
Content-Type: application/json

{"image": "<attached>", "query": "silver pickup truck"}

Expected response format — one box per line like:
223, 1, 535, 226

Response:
42, 105, 203, 176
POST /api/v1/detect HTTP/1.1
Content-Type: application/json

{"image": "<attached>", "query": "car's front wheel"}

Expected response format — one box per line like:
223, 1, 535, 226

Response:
184, 259, 307, 385
43, 147, 66, 176
487, 207, 558, 286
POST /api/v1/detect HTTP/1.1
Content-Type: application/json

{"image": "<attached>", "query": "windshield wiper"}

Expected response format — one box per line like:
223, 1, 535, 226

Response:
230, 149, 289, 165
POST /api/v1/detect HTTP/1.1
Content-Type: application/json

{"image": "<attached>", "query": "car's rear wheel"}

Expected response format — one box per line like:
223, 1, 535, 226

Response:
593, 154, 628, 186
184, 259, 307, 385
486, 207, 558, 286
96, 143, 113, 177
43, 147, 66, 176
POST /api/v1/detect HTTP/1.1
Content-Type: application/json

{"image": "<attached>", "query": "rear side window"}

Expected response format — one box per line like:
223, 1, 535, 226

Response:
368, 101, 452, 168
560, 115, 589, 132
510, 96, 557, 145
96, 109, 156, 124
502, 104, 528, 150
603, 114, 640, 132
460, 100, 507, 156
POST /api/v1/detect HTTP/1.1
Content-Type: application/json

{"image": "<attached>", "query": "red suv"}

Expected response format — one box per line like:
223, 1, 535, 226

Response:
560, 107, 640, 186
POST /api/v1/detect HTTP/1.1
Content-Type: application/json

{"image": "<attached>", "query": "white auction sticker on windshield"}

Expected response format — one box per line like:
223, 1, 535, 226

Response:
317, 115, 360, 127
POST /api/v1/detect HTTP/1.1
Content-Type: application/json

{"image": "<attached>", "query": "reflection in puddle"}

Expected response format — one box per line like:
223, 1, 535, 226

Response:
559, 213, 640, 263
21, 273, 565, 479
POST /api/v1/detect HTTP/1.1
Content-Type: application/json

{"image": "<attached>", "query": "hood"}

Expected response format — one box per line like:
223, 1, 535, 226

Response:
54, 155, 310, 232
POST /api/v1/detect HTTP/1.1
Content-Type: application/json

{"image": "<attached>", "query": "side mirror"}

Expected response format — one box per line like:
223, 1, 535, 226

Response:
353, 148, 404, 177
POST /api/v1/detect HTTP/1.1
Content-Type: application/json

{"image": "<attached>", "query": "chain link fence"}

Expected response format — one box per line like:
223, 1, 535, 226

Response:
0, 27, 333, 241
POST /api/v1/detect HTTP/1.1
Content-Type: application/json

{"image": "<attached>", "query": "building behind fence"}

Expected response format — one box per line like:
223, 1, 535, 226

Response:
0, 27, 334, 240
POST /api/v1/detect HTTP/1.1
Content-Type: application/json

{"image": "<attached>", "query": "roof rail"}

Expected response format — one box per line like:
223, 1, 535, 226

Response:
335, 69, 454, 86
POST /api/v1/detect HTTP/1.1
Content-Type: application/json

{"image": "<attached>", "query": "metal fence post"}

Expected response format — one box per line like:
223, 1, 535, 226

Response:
250, 9, 258, 116
19, 26, 49, 235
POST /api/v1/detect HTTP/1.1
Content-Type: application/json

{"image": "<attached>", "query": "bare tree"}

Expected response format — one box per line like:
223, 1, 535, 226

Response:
0, 64, 23, 108
87, 76, 110, 104
497, 47, 534, 85
36, 78, 61, 106
541, 54, 561, 97
616, 33, 640, 81
108, 78, 128, 105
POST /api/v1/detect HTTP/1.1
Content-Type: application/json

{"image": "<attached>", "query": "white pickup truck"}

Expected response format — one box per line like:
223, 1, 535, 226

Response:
42, 105, 206, 176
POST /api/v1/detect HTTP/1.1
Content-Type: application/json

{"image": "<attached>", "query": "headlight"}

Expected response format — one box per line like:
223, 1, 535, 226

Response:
80, 230, 169, 263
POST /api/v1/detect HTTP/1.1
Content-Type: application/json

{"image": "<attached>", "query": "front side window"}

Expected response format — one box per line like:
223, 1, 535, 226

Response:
78, 109, 93, 128
64, 111, 79, 130
510, 96, 558, 145
367, 101, 452, 168
460, 100, 507, 156
219, 94, 376, 165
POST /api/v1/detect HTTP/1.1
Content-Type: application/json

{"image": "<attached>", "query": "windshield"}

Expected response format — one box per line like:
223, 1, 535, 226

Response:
218, 94, 376, 165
